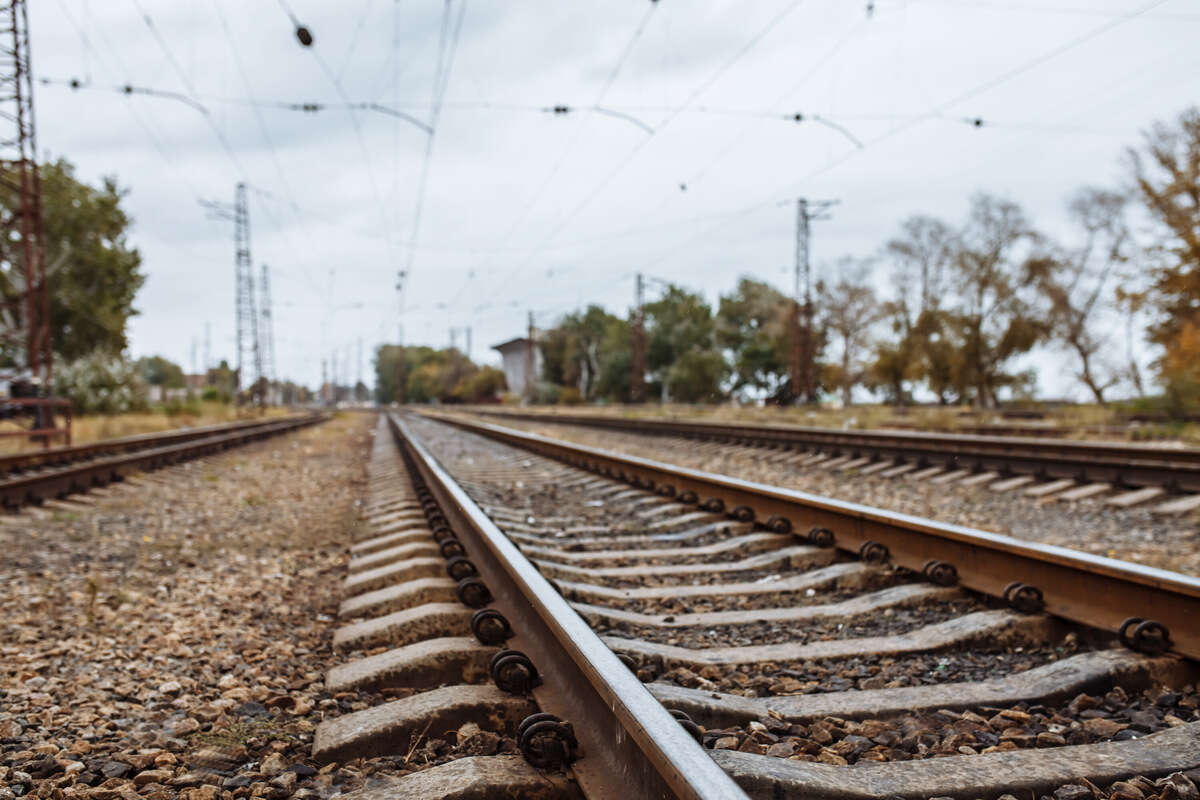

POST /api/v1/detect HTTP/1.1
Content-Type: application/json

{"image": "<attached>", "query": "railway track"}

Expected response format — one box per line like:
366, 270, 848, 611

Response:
319, 412, 1200, 799
467, 409, 1200, 513
0, 413, 325, 508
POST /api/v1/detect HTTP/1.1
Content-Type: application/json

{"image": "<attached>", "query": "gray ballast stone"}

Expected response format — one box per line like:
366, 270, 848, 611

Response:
326, 636, 495, 692
649, 650, 1188, 727
712, 720, 1200, 800
312, 685, 536, 763
603, 610, 1053, 667
338, 576, 457, 619
333, 602, 472, 651
337, 755, 582, 800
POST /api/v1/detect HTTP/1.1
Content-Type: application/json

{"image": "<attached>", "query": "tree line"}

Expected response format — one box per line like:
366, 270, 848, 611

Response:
523, 107, 1200, 413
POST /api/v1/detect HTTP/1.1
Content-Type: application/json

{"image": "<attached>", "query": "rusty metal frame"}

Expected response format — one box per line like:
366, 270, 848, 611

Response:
390, 413, 748, 800
0, 397, 71, 446
428, 412, 1200, 661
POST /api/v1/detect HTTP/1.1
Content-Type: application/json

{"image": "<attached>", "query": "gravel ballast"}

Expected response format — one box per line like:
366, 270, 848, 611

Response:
468, 415, 1200, 577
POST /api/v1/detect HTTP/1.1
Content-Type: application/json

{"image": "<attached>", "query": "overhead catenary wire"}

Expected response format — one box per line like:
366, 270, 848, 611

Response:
441, 0, 661, 310
473, 0, 811, 309
402, 0, 468, 286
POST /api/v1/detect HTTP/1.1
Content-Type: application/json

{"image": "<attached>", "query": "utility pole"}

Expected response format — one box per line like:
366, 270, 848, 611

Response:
450, 328, 458, 352
790, 198, 838, 404
465, 326, 472, 359
203, 322, 211, 372
259, 263, 275, 390
0, 0, 49, 390
631, 273, 646, 404
356, 336, 362, 399
394, 269, 407, 405
525, 311, 535, 402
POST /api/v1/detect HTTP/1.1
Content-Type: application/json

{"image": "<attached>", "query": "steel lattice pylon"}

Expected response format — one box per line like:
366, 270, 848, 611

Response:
258, 262, 275, 386
233, 183, 261, 394
0, 0, 48, 387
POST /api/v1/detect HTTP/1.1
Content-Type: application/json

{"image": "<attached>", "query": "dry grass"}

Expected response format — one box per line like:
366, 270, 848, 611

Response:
0, 402, 294, 453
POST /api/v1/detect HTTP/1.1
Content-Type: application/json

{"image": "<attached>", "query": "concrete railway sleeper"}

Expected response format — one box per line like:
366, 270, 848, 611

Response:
465, 409, 1200, 513
313, 415, 738, 799
374, 411, 1200, 800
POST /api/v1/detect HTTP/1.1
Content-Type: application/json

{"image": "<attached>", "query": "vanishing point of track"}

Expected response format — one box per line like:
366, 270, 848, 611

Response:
318, 411, 1200, 799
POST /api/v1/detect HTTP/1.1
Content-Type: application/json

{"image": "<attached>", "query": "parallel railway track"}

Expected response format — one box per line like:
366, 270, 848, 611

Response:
469, 409, 1200, 502
317, 412, 1200, 799
0, 413, 325, 508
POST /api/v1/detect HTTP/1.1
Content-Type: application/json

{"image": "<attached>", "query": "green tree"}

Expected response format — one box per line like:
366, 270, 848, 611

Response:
540, 306, 628, 401
644, 285, 727, 402
716, 278, 790, 398
0, 159, 145, 367
1128, 107, 1200, 408
136, 355, 185, 389
204, 360, 236, 402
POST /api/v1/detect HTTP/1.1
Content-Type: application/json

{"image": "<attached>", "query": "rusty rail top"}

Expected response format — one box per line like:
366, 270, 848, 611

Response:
469, 409, 1200, 492
0, 415, 311, 474
390, 413, 750, 800
425, 411, 1200, 661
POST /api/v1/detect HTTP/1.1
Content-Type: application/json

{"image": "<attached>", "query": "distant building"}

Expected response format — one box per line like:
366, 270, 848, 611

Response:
492, 336, 541, 397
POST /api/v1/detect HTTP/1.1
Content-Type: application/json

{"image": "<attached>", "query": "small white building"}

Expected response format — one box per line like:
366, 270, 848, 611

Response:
492, 337, 541, 397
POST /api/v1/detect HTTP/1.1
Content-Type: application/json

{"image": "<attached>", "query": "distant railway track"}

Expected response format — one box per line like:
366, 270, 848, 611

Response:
317, 411, 1200, 799
469, 409, 1200, 510
0, 413, 325, 508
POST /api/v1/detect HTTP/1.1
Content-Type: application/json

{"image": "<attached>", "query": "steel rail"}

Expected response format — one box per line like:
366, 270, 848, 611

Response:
425, 411, 1200, 661
469, 409, 1200, 492
0, 416, 300, 474
0, 414, 325, 508
390, 414, 749, 800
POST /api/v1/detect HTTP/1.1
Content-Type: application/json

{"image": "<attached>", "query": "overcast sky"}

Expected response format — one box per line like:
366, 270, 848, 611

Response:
28, 0, 1200, 395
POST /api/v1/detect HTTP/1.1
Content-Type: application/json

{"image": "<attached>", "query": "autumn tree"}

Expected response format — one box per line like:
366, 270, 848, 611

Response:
869, 216, 955, 403
819, 259, 882, 406
1032, 188, 1130, 404
1128, 107, 1200, 408
946, 194, 1049, 406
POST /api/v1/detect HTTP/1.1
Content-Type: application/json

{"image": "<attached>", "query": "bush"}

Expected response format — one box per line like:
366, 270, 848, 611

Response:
201, 386, 230, 403
163, 398, 203, 417
55, 353, 149, 414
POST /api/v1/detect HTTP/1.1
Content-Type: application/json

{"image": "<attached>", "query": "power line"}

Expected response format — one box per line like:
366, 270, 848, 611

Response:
475, 0, 811, 308
402, 0, 467, 282
443, 0, 659, 309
